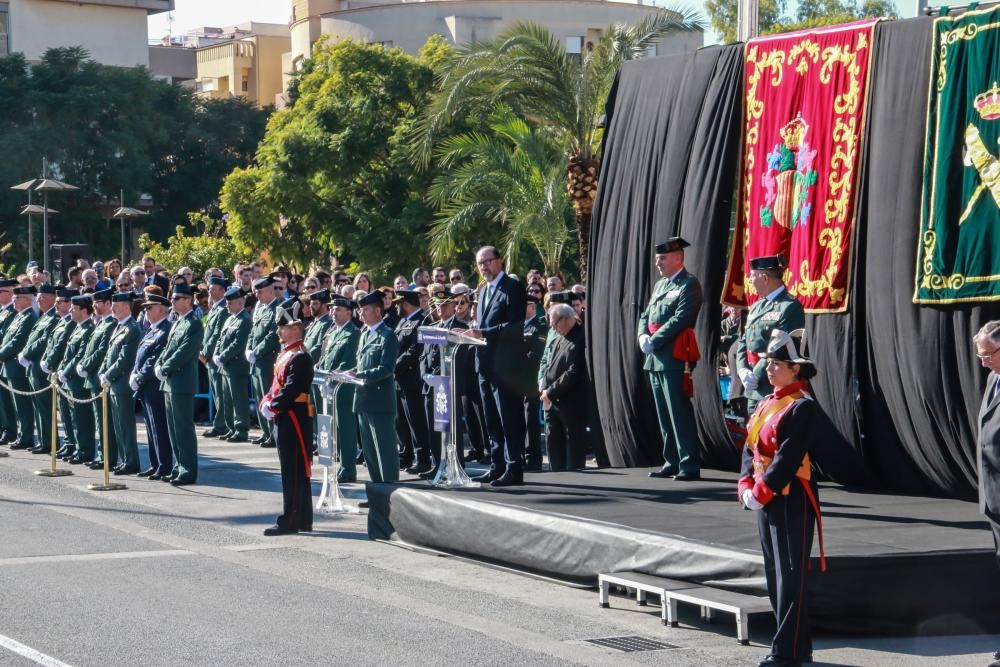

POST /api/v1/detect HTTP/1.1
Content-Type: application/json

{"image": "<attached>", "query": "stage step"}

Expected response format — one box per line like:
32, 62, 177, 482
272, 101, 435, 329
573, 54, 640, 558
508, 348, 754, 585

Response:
598, 571, 772, 645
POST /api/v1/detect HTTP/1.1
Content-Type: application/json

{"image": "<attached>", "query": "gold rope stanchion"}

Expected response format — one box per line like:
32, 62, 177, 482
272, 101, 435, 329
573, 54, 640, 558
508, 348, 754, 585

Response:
36, 377, 72, 477
88, 384, 125, 492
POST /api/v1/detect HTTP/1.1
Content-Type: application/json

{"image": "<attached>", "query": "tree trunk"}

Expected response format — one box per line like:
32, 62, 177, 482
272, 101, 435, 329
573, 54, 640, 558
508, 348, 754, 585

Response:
567, 156, 600, 282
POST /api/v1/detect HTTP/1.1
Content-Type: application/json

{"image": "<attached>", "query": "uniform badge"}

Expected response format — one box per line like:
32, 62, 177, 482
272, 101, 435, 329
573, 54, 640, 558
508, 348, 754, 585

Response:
764, 312, 780, 323
666, 290, 680, 298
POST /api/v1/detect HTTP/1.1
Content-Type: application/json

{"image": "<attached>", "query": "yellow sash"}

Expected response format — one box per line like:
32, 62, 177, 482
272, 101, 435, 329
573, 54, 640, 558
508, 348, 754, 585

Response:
746, 392, 799, 448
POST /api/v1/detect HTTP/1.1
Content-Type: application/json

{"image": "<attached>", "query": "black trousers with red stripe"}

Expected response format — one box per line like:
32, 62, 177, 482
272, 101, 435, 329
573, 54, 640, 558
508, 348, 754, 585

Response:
756, 481, 816, 660
274, 407, 313, 531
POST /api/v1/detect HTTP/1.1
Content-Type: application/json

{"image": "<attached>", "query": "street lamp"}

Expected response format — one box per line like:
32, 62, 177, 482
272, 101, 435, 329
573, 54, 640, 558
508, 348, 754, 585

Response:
111, 190, 148, 265
10, 160, 79, 273
18, 203, 59, 264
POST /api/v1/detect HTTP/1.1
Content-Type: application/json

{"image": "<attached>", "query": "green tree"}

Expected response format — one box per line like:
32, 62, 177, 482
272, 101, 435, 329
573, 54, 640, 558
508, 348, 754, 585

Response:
705, 0, 787, 44
139, 213, 252, 278
413, 13, 705, 280
221, 38, 447, 276
706, 0, 896, 44
427, 107, 571, 275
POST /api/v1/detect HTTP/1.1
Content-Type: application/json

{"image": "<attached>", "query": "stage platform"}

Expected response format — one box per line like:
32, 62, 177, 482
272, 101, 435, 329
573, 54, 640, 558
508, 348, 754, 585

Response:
367, 468, 1000, 635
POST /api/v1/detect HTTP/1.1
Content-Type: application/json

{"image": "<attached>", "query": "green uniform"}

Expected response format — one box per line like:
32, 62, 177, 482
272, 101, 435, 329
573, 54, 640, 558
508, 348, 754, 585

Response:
0, 303, 18, 441
216, 309, 252, 438
0, 306, 38, 445
79, 314, 119, 465
319, 320, 360, 481
637, 269, 704, 475
735, 288, 805, 407
41, 315, 77, 451
22, 306, 60, 451
248, 298, 279, 442
157, 310, 204, 483
353, 322, 399, 483
304, 313, 333, 461
200, 300, 229, 434
99, 317, 141, 471
536, 327, 558, 388
58, 319, 96, 460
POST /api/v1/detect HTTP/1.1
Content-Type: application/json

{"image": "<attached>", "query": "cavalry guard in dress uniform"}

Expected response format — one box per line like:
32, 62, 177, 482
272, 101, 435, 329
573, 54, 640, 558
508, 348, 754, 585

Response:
0, 279, 20, 445
154, 284, 204, 486
200, 277, 231, 439
738, 329, 824, 667
638, 237, 704, 481
99, 292, 141, 474
214, 287, 252, 443
1, 286, 39, 449
78, 288, 118, 469
59, 295, 96, 464
318, 296, 361, 483
349, 291, 400, 483
132, 294, 173, 479
20, 284, 61, 454
41, 289, 78, 459
259, 298, 314, 536
736, 254, 805, 410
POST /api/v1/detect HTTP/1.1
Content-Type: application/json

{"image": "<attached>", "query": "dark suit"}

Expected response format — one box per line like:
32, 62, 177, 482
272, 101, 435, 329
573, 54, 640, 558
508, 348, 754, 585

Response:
475, 273, 528, 475
134, 318, 172, 475
521, 315, 549, 467
395, 309, 430, 468
979, 371, 1000, 555
542, 323, 589, 471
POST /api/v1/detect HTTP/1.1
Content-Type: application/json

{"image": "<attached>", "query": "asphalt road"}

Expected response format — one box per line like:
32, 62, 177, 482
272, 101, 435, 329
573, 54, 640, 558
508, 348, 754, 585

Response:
0, 430, 997, 667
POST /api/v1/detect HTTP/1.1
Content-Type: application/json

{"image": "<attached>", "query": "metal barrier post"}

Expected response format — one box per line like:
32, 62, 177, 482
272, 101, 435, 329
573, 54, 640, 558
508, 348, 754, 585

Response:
35, 378, 72, 477
88, 384, 125, 491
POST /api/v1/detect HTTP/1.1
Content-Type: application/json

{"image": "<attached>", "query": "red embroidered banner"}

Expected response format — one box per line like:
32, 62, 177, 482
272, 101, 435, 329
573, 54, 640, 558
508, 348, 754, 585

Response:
722, 20, 878, 313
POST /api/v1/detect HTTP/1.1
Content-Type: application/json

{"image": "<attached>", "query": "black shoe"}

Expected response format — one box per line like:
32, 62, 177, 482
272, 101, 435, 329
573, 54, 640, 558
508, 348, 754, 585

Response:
674, 471, 701, 482
417, 468, 438, 480
137, 468, 156, 478
161, 475, 175, 482
226, 433, 249, 443
398, 458, 414, 470
263, 525, 297, 536
69, 457, 92, 465
406, 464, 431, 476
472, 471, 501, 483
56, 446, 71, 457
250, 435, 266, 445
88, 461, 105, 470
358, 501, 370, 509
337, 474, 357, 484
170, 478, 195, 487
994, 650, 1000, 660
201, 429, 222, 438
148, 473, 163, 481
524, 461, 543, 472
9, 441, 31, 450
114, 467, 139, 476
757, 656, 802, 667
649, 467, 678, 478
30, 446, 49, 454
259, 440, 276, 449
491, 469, 524, 487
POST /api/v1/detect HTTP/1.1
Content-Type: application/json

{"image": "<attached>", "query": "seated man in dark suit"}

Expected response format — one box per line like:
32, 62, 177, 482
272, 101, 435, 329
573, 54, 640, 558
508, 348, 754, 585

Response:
974, 321, 1000, 667
467, 246, 527, 487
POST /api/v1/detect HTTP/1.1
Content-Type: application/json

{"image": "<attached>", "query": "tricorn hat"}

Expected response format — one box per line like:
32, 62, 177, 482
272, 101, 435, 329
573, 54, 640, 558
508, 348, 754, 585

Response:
766, 328, 812, 365
749, 254, 787, 272
275, 297, 304, 326
357, 292, 384, 308
655, 237, 690, 254
392, 289, 421, 307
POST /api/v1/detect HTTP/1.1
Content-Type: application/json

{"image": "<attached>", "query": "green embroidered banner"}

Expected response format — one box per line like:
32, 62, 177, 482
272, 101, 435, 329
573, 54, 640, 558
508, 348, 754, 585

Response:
915, 6, 1000, 304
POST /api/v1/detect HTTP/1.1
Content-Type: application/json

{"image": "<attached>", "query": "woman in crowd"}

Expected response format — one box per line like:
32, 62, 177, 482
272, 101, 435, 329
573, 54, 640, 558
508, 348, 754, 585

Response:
353, 273, 372, 293
738, 328, 824, 667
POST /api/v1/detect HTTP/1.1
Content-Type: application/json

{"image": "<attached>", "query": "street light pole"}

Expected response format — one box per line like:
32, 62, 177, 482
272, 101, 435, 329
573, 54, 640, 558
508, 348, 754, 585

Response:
738, 0, 760, 42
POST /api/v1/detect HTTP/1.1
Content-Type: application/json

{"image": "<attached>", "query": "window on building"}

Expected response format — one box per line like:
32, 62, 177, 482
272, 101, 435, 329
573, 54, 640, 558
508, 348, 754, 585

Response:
0, 2, 9, 57
242, 79, 249, 93
565, 36, 583, 55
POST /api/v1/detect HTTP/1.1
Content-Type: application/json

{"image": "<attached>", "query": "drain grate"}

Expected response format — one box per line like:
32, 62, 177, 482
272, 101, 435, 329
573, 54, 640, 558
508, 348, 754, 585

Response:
584, 635, 678, 652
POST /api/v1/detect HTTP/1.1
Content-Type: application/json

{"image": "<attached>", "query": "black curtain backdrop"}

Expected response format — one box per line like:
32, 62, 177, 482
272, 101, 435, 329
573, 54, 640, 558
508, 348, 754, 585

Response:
587, 45, 744, 468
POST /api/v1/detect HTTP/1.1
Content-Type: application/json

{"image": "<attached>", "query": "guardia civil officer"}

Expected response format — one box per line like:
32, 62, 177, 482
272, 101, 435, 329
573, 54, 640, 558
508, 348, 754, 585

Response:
41, 289, 78, 458
736, 255, 805, 410
20, 285, 61, 454
132, 294, 173, 479
154, 284, 204, 485
58, 296, 96, 464
260, 298, 314, 536
304, 289, 333, 449
521, 292, 548, 470
247, 276, 280, 448
738, 329, 824, 667
346, 291, 400, 483
213, 287, 252, 442
99, 293, 141, 474
318, 296, 361, 483
77, 288, 118, 469
199, 277, 231, 438
0, 279, 19, 444
1, 286, 38, 449
393, 289, 431, 474
638, 237, 704, 481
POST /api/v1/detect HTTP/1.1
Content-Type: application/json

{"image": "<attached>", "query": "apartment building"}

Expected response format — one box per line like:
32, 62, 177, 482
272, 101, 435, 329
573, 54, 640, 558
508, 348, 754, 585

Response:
193, 22, 291, 108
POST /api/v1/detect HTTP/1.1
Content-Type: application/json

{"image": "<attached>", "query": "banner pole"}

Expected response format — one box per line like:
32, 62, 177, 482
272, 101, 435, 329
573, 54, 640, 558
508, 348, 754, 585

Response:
89, 385, 125, 491
35, 378, 72, 477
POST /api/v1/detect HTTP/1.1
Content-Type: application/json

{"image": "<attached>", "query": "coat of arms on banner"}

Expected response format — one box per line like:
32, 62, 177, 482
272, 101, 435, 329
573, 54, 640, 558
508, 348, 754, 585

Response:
723, 20, 879, 313
915, 6, 1000, 304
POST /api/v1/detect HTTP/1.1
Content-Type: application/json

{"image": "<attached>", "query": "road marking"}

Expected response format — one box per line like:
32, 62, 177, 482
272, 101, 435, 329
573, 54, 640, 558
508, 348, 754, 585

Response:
0, 633, 74, 667
0, 550, 193, 566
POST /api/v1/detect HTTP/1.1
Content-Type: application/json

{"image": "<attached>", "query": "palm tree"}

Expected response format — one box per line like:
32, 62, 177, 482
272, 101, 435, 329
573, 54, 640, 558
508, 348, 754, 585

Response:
413, 11, 706, 279
426, 107, 571, 275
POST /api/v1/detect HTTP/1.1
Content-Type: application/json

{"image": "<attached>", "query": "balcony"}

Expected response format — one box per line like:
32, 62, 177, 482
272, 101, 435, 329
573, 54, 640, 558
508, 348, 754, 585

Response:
46, 0, 175, 15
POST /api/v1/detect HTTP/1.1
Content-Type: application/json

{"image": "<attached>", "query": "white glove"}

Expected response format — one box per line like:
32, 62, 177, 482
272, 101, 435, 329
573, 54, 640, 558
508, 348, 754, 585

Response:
742, 489, 764, 510
129, 374, 140, 392
740, 369, 758, 391
154, 365, 167, 381
17, 354, 31, 369
259, 401, 275, 421
57, 371, 66, 384
638, 334, 654, 355
213, 355, 223, 367
40, 360, 49, 373
98, 373, 109, 386
76, 364, 88, 378
245, 350, 256, 364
